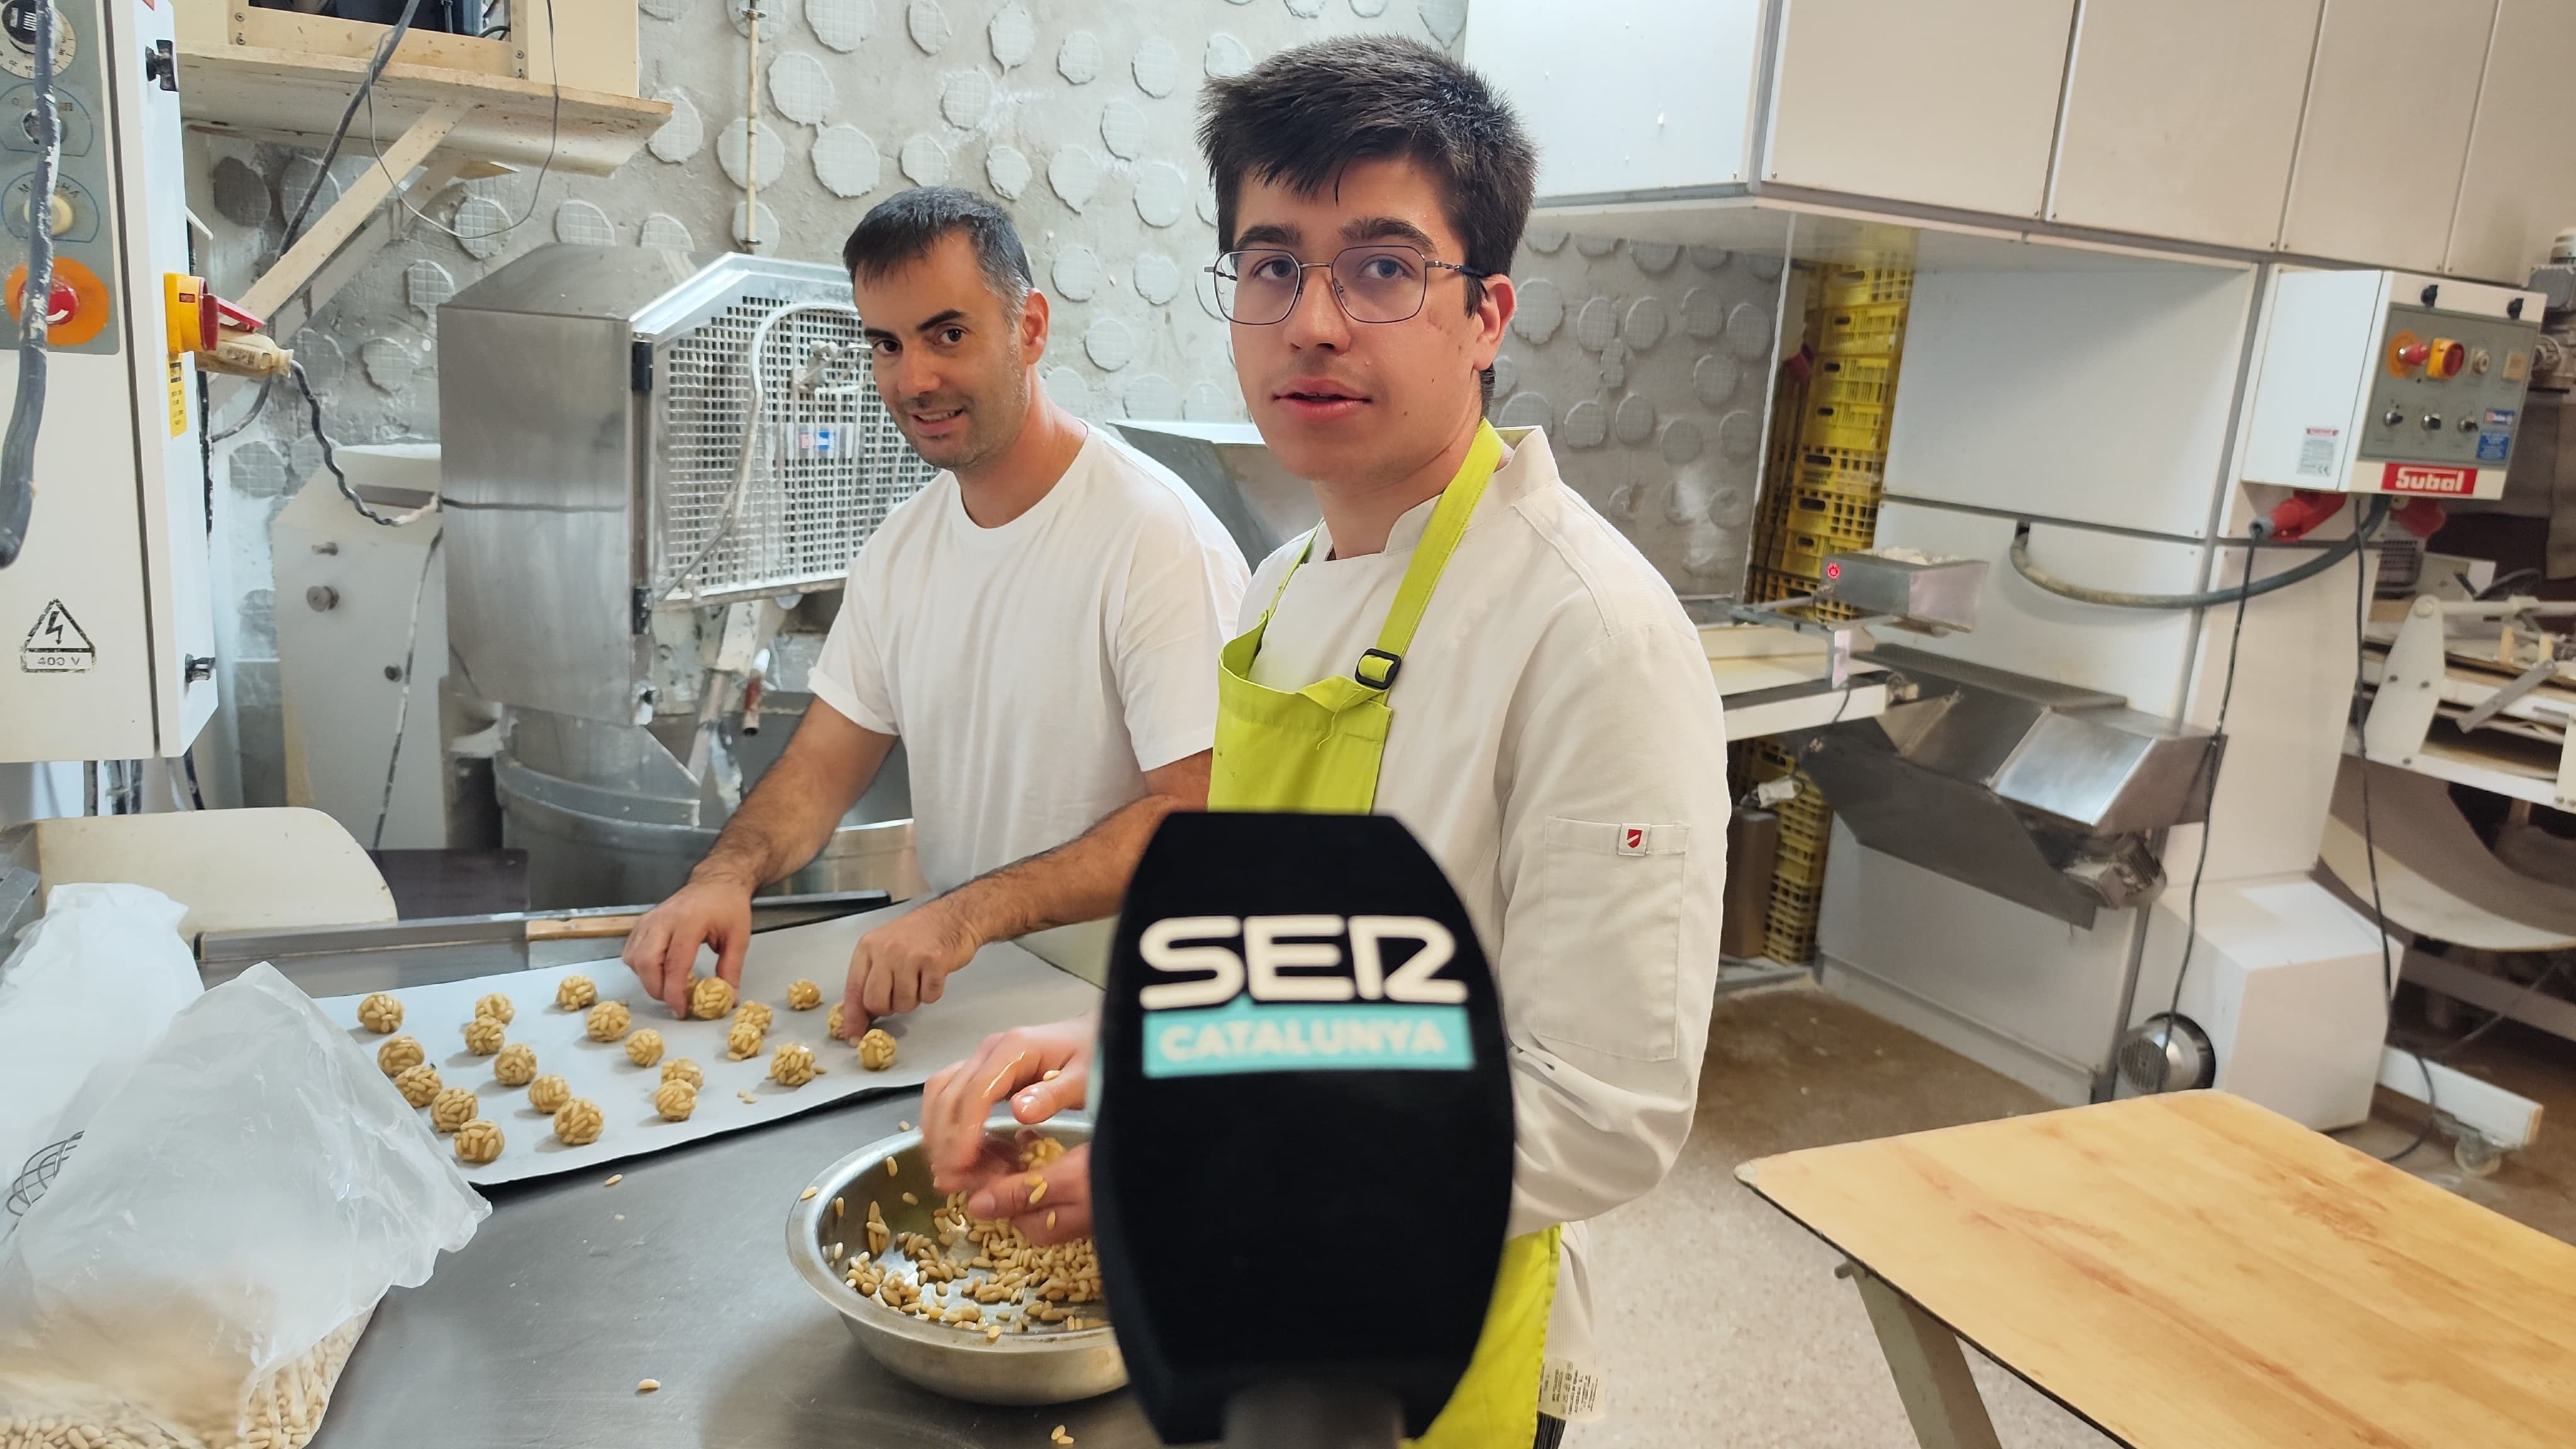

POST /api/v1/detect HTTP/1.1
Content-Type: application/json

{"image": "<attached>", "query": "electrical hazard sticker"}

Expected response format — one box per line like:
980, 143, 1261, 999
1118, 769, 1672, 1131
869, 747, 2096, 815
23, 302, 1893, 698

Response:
20, 599, 94, 672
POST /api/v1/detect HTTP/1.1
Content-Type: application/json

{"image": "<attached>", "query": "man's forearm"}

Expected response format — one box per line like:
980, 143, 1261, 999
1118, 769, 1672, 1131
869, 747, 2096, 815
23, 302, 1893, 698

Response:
932, 791, 1182, 942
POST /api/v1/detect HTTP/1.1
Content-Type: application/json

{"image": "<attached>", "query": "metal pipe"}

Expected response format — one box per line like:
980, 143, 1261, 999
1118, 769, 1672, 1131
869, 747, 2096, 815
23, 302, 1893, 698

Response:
2009, 497, 2390, 611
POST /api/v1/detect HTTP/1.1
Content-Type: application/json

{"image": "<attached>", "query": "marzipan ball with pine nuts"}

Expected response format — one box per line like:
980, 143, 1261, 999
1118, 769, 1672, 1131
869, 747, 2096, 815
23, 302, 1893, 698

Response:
859, 1028, 897, 1072
394, 1063, 442, 1107
690, 974, 736, 1020
555, 974, 597, 1010
377, 1035, 425, 1076
528, 1074, 572, 1114
662, 1058, 704, 1090
430, 1087, 480, 1135
626, 1028, 665, 1067
726, 1018, 765, 1061
655, 1079, 698, 1122
464, 1015, 507, 1055
454, 1119, 504, 1165
787, 979, 823, 1010
494, 1041, 538, 1086
770, 1042, 818, 1087
553, 1097, 604, 1146
587, 1000, 632, 1042
358, 992, 404, 1033
474, 991, 514, 1025
734, 1000, 774, 1034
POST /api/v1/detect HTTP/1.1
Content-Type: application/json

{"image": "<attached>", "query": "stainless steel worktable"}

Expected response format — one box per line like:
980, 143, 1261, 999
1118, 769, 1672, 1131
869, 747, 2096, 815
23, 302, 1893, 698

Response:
311, 1079, 1164, 1448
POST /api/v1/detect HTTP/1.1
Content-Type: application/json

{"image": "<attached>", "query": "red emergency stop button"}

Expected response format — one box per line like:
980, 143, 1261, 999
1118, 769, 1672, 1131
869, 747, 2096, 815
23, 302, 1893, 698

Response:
2428, 338, 2465, 378
2387, 330, 2428, 375
3, 257, 109, 345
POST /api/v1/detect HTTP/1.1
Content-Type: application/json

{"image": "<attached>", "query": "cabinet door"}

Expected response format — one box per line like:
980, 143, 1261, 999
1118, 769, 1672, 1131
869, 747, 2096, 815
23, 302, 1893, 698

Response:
2047, 0, 2324, 248
1763, 0, 2073, 217
2281, 0, 2495, 272
2445, 0, 2576, 280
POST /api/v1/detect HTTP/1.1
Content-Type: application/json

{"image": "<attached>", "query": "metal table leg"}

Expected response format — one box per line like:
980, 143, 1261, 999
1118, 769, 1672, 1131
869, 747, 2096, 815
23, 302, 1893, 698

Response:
1839, 1261, 2004, 1449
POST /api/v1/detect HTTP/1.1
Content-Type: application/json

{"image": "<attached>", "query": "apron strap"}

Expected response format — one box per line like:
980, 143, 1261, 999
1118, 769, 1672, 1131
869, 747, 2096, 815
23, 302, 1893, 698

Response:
1356, 419, 1504, 689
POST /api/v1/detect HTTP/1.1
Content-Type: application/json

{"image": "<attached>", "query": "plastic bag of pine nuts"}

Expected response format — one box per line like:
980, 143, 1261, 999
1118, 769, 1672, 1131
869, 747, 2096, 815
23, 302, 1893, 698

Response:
0, 966, 488, 1449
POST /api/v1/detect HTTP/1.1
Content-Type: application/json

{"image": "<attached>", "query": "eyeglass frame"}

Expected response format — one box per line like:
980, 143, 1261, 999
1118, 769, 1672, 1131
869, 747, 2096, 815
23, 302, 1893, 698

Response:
1203, 243, 1496, 326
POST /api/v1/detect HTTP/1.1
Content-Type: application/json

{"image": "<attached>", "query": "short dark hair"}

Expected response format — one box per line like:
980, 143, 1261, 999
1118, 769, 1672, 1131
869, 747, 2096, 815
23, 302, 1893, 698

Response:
1196, 36, 1536, 311
840, 186, 1033, 310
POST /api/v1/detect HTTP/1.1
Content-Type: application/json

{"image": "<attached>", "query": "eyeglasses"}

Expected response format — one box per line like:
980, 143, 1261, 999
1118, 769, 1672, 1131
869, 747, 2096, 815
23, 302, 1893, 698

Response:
1206, 245, 1491, 326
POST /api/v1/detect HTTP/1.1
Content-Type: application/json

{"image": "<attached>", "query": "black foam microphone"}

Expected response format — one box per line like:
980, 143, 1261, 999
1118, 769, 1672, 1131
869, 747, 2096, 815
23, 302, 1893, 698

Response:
1090, 812, 1515, 1447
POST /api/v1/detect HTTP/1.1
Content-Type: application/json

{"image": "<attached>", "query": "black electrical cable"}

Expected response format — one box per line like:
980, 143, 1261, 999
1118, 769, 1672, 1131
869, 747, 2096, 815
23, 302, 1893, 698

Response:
372, 529, 442, 849
182, 750, 207, 811
280, 0, 429, 250
292, 360, 431, 527
0, 0, 61, 569
2150, 531, 2261, 1092
2010, 498, 2392, 611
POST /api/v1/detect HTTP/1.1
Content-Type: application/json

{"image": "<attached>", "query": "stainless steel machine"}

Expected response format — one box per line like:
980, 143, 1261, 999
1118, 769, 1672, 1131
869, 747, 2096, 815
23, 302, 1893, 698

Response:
439, 246, 933, 908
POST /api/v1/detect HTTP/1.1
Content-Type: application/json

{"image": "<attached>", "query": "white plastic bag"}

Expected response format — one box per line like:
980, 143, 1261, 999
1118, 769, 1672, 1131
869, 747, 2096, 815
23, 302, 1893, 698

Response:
0, 963, 489, 1448
0, 883, 203, 1213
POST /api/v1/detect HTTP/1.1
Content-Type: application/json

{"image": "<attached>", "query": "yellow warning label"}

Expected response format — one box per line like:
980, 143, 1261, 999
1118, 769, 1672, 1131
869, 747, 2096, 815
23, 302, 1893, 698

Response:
166, 353, 186, 436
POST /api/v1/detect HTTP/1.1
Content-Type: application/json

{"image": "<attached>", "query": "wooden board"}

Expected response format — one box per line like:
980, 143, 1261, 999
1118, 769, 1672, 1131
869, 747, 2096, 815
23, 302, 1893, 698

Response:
1738, 1092, 2576, 1448
176, 44, 666, 175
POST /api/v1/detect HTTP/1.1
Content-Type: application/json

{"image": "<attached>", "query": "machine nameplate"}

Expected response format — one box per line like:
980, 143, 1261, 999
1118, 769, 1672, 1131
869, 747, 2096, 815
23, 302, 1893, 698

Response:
2380, 462, 2475, 496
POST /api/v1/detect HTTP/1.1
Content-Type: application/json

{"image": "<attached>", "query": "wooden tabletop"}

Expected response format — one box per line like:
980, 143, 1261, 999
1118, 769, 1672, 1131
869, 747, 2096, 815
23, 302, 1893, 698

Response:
1737, 1091, 2576, 1448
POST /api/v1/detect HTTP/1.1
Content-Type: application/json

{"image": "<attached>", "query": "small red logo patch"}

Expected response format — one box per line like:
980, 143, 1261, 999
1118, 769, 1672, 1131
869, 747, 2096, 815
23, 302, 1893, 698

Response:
1624, 828, 1645, 851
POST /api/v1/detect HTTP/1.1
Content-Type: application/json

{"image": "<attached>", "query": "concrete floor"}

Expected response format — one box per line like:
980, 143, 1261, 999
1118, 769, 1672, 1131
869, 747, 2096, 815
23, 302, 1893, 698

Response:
1574, 981, 2576, 1448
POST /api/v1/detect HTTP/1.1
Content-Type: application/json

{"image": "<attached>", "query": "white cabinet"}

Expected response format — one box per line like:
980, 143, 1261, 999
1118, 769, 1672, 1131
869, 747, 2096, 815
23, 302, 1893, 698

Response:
2047, 0, 2324, 249
2279, 0, 2494, 272
1762, 0, 2072, 216
2445, 0, 2576, 281
1464, 0, 1768, 199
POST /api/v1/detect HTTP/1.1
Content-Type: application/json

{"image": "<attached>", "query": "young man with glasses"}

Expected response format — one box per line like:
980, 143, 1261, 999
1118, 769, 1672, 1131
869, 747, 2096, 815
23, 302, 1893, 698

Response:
918, 38, 1729, 1446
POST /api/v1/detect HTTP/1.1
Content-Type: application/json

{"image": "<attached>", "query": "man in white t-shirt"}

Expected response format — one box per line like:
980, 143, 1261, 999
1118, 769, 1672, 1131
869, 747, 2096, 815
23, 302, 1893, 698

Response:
623, 187, 1248, 1033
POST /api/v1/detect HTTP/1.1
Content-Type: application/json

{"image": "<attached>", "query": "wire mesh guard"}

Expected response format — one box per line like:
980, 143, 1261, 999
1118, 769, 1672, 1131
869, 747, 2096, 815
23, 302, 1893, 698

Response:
655, 295, 936, 599
6, 1133, 79, 1221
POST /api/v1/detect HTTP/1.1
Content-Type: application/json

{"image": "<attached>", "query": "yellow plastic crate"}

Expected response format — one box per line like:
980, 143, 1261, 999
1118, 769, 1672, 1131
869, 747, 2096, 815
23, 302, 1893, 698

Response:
1798, 396, 1893, 452
1809, 353, 1897, 408
1742, 565, 1813, 605
1778, 534, 1829, 581
1813, 299, 1907, 357
1814, 264, 1913, 308
1797, 458, 1886, 501
1783, 489, 1879, 547
1765, 876, 1824, 965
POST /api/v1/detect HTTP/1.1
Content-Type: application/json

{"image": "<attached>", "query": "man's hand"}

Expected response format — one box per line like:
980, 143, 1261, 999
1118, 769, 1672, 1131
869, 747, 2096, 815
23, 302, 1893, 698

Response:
839, 901, 980, 1038
919, 1014, 1096, 1192
965, 1143, 1092, 1246
621, 873, 754, 1019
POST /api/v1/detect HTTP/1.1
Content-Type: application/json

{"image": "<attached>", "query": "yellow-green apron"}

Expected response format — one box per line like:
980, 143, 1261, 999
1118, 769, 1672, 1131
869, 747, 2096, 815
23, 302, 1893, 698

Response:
1208, 419, 1562, 1448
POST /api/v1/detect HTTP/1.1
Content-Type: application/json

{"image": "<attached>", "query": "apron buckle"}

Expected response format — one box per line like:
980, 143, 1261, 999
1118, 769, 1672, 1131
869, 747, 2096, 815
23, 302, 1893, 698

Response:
1355, 647, 1404, 689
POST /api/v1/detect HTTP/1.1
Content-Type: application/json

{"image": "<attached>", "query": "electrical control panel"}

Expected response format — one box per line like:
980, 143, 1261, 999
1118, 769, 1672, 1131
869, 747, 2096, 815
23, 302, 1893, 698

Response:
0, 0, 214, 763
2241, 269, 2543, 501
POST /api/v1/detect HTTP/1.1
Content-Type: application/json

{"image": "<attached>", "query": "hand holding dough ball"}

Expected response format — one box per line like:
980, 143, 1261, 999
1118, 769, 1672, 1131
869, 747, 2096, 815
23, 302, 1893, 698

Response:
735, 1001, 774, 1033
787, 979, 822, 1011
394, 1063, 442, 1107
661, 1058, 704, 1091
654, 1080, 697, 1122
357, 993, 404, 1033
587, 1001, 632, 1042
453, 1119, 504, 1165
377, 1035, 425, 1076
493, 1042, 538, 1087
430, 1087, 480, 1135
690, 975, 737, 1020
626, 1028, 665, 1067
464, 1016, 507, 1056
474, 992, 514, 1025
726, 1019, 765, 1061
769, 1042, 817, 1087
553, 1097, 604, 1146
858, 1028, 897, 1072
555, 974, 597, 1011
528, 1074, 572, 1114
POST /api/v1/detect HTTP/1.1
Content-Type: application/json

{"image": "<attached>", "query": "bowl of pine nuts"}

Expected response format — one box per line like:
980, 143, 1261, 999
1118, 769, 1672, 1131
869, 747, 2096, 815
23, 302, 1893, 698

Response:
786, 1116, 1126, 1406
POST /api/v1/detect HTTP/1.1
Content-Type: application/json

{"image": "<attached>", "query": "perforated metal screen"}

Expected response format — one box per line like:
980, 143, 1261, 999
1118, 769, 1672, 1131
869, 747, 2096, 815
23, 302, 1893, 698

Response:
654, 295, 935, 599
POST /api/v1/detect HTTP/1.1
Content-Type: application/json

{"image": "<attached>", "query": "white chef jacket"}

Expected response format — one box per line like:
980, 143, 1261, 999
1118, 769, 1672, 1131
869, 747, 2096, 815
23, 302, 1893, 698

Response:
1240, 426, 1729, 1418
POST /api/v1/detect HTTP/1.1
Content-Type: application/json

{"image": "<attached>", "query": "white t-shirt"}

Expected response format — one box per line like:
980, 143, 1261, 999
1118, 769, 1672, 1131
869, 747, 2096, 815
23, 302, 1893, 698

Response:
1240, 426, 1729, 1419
811, 428, 1248, 894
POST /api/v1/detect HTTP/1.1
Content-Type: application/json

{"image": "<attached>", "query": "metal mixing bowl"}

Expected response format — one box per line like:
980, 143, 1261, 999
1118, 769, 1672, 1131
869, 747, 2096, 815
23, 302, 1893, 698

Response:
786, 1116, 1126, 1406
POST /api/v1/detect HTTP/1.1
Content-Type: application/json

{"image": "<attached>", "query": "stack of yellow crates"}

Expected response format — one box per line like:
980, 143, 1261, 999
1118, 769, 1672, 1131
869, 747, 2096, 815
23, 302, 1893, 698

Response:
1738, 259, 1913, 963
